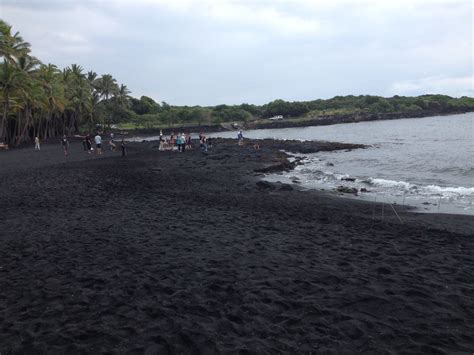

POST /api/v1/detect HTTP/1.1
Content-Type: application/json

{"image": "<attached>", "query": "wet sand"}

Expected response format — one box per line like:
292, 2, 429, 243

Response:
0, 139, 473, 353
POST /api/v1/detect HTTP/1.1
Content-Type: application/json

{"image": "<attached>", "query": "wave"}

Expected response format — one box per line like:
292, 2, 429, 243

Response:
366, 178, 474, 197
366, 178, 413, 190
424, 185, 474, 196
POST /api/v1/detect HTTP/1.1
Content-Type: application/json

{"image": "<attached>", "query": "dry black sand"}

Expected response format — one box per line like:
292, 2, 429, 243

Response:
0, 139, 473, 353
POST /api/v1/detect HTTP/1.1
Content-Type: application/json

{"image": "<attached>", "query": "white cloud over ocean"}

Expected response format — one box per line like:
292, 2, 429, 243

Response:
1, 0, 472, 105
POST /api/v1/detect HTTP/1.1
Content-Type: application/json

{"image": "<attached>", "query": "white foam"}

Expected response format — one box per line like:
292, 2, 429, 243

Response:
423, 185, 474, 197
367, 178, 413, 190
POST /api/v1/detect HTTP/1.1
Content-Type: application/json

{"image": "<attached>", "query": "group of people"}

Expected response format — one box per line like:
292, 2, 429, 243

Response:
79, 133, 104, 156
29, 129, 250, 157
32, 132, 126, 157
155, 131, 215, 153
81, 133, 126, 156
158, 131, 192, 152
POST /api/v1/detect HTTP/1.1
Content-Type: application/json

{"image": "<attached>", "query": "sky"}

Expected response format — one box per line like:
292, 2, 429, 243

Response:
1, 0, 473, 105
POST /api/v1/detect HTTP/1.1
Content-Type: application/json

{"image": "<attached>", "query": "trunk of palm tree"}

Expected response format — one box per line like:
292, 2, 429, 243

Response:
13, 110, 20, 145
1, 91, 10, 142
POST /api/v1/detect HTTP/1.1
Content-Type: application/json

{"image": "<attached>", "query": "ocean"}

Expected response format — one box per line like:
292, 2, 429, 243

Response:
211, 113, 474, 215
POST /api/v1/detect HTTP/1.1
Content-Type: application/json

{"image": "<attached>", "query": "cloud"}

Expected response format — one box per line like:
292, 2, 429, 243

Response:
389, 76, 474, 97
1, 0, 472, 104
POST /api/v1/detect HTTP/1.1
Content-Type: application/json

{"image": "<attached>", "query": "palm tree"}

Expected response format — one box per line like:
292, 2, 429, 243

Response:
37, 64, 66, 137
0, 60, 29, 142
96, 74, 118, 101
0, 21, 133, 145
114, 84, 131, 109
0, 20, 31, 64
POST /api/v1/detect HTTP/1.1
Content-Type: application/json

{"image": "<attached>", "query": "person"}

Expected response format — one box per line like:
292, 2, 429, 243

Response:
121, 138, 126, 157
176, 133, 181, 152
61, 135, 69, 156
82, 136, 87, 151
185, 134, 192, 149
95, 133, 102, 155
109, 137, 117, 152
34, 136, 40, 151
159, 130, 164, 151
207, 137, 213, 149
85, 134, 92, 153
170, 132, 176, 151
200, 134, 208, 152
238, 130, 244, 146
180, 133, 186, 152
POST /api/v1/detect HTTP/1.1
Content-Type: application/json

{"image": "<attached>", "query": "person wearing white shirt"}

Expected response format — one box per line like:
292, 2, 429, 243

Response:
95, 134, 102, 155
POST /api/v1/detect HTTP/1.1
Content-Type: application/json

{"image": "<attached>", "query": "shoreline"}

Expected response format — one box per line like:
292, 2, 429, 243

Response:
0, 139, 473, 352
120, 109, 474, 137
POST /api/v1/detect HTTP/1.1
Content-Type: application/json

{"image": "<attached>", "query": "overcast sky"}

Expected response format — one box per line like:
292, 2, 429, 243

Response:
2, 0, 473, 105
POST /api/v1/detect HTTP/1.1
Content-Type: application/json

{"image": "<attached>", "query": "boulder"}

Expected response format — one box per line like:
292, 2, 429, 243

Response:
336, 186, 358, 195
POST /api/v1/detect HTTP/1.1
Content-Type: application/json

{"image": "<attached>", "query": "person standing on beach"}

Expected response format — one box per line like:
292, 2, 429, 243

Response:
170, 132, 175, 150
95, 133, 102, 155
159, 130, 164, 151
238, 130, 244, 146
85, 134, 92, 153
181, 133, 186, 152
185, 134, 192, 149
82, 136, 87, 151
109, 137, 117, 152
200, 134, 208, 152
61, 135, 69, 156
121, 138, 126, 157
34, 136, 40, 151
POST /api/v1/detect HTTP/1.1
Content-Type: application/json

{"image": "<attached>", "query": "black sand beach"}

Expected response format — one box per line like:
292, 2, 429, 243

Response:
0, 139, 473, 353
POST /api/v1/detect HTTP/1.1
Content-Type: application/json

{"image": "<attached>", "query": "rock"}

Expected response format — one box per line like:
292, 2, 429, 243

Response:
360, 188, 369, 192
326, 162, 334, 166
336, 186, 358, 195
341, 177, 356, 182
289, 177, 301, 184
254, 160, 294, 173
279, 184, 294, 191
256, 181, 275, 190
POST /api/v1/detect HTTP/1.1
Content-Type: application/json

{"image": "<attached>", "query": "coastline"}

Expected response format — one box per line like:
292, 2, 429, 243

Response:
121, 108, 474, 137
245, 108, 474, 130
0, 139, 473, 352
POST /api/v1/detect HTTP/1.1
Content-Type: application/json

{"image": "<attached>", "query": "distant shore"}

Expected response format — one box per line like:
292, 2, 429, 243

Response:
121, 107, 474, 137
1, 138, 473, 352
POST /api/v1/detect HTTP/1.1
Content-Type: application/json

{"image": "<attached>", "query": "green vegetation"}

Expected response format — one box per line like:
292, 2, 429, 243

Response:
0, 20, 135, 145
1, 20, 473, 145
125, 94, 474, 131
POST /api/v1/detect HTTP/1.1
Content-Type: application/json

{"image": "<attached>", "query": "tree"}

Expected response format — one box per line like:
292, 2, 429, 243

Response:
114, 84, 131, 109
0, 20, 31, 65
96, 74, 118, 101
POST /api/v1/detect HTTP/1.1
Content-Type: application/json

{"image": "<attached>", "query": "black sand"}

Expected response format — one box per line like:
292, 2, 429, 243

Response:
0, 139, 473, 353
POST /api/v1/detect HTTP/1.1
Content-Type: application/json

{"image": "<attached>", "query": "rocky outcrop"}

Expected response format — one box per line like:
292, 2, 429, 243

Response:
336, 186, 358, 195
245, 108, 473, 131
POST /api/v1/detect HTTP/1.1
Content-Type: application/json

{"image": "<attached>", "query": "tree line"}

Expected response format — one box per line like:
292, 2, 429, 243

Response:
125, 93, 474, 129
0, 20, 131, 145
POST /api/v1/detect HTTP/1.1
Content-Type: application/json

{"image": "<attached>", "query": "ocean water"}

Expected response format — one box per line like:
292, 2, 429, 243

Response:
211, 113, 474, 215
